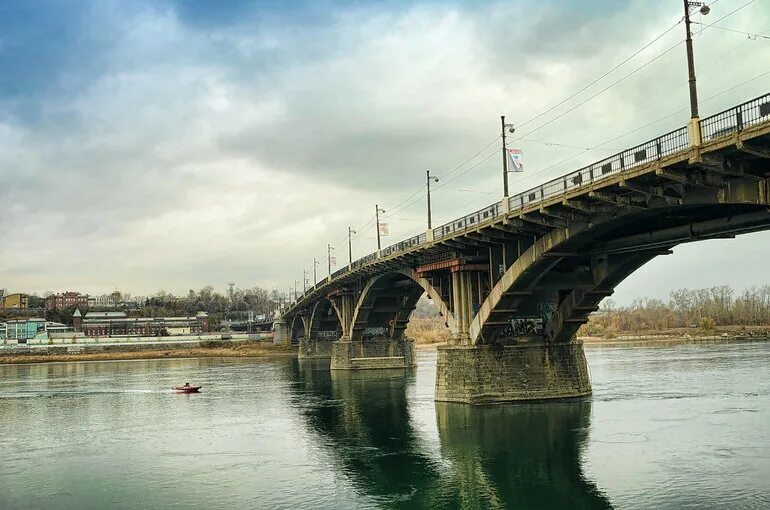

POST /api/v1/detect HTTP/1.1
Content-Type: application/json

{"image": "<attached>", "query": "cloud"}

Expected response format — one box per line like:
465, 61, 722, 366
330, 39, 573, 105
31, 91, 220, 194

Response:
1, 0, 769, 300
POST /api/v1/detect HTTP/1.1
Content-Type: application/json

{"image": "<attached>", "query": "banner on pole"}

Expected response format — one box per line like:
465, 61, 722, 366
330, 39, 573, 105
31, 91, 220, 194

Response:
330, 256, 336, 266
507, 148, 524, 172
378, 223, 389, 236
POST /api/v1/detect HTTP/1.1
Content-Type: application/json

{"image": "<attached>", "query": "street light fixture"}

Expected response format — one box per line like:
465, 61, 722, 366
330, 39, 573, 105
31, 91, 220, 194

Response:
426, 170, 439, 230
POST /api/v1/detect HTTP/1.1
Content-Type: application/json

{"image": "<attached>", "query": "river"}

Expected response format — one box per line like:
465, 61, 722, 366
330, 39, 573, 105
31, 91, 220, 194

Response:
1, 342, 769, 509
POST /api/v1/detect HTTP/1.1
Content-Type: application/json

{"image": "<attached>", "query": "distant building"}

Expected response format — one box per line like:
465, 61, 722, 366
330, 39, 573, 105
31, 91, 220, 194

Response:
88, 294, 118, 309
73, 310, 209, 337
2, 293, 29, 309
0, 318, 69, 344
46, 292, 89, 310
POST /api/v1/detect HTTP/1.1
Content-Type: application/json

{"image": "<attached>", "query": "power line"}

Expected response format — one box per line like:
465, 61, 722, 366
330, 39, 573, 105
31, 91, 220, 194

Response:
514, 18, 684, 132
511, 38, 684, 143
692, 21, 770, 40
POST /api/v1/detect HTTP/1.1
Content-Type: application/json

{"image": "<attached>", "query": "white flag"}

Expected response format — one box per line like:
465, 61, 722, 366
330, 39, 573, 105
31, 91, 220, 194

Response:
330, 256, 337, 266
378, 223, 389, 236
507, 148, 524, 172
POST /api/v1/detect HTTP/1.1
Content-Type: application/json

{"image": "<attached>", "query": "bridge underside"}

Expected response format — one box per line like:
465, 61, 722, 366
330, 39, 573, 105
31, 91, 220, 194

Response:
278, 104, 770, 403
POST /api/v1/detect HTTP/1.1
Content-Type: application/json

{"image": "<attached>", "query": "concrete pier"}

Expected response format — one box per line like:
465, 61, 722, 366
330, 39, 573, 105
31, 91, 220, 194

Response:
297, 336, 333, 359
330, 337, 417, 370
435, 342, 591, 404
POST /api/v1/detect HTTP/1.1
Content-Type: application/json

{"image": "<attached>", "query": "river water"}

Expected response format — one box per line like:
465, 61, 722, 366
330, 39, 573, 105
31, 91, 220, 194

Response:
1, 342, 769, 509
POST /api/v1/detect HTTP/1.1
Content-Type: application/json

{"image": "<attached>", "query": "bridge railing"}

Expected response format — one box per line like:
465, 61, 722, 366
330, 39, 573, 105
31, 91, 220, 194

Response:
434, 203, 502, 241
507, 125, 689, 211
700, 93, 770, 143
382, 232, 427, 257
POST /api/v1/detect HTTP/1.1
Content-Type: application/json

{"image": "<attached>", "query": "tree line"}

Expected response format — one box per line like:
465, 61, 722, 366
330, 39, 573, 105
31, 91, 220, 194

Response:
583, 285, 770, 336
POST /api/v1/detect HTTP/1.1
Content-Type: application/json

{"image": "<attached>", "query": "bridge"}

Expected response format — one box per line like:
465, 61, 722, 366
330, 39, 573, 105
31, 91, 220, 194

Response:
275, 93, 770, 404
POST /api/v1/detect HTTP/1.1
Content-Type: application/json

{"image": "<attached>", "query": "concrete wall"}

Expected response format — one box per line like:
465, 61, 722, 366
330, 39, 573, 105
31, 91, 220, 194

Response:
435, 342, 591, 404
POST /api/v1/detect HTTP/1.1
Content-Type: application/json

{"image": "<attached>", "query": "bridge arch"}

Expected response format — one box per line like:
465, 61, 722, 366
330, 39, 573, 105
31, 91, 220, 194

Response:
349, 269, 455, 342
289, 314, 308, 345
308, 298, 343, 342
471, 202, 770, 345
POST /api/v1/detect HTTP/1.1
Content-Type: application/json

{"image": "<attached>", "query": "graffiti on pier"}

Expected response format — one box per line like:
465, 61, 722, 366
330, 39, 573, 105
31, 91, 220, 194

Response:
363, 326, 388, 339
499, 317, 545, 338
317, 330, 338, 339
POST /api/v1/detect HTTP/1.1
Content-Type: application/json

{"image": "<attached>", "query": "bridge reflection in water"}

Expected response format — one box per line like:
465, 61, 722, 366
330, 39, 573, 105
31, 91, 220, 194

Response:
292, 359, 612, 509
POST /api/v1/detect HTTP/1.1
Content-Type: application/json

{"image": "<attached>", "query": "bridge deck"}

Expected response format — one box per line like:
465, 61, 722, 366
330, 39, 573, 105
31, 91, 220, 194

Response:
286, 93, 770, 315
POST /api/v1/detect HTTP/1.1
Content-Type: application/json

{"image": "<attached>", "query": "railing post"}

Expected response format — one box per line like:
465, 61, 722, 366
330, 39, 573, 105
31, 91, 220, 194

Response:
688, 117, 702, 148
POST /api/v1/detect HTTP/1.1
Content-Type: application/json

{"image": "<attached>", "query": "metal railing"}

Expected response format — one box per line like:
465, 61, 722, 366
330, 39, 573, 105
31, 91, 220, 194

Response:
287, 93, 770, 310
700, 93, 770, 143
507, 125, 689, 212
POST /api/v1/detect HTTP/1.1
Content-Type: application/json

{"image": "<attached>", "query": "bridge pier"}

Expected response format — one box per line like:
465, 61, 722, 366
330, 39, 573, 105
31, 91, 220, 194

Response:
297, 335, 334, 359
272, 317, 290, 346
331, 337, 417, 370
435, 341, 591, 404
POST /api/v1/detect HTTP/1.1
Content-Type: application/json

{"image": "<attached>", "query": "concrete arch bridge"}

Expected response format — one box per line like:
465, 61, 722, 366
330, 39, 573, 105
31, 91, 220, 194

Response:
275, 93, 770, 404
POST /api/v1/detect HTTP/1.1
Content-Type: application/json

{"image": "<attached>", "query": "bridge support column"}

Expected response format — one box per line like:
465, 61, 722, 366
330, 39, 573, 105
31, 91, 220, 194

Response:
450, 271, 475, 345
298, 335, 334, 359
331, 337, 417, 370
435, 341, 591, 404
272, 317, 290, 346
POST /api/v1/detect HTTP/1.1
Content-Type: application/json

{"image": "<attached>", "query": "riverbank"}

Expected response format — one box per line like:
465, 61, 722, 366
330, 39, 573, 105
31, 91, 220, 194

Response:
0, 340, 293, 365
413, 334, 770, 350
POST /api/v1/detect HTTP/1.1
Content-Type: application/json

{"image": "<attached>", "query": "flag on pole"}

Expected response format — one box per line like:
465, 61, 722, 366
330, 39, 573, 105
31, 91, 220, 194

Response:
378, 223, 389, 236
507, 148, 524, 172
330, 256, 337, 266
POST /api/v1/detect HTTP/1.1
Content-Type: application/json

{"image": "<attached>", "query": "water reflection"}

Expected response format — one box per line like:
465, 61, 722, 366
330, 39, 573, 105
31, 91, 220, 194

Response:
293, 360, 437, 506
436, 401, 612, 509
293, 359, 612, 509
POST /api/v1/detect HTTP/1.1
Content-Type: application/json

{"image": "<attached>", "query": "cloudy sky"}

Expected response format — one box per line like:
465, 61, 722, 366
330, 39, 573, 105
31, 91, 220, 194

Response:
1, 0, 769, 302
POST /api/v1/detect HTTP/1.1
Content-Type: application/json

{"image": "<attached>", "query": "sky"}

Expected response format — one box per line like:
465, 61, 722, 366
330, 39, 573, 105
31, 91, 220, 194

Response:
1, 0, 769, 303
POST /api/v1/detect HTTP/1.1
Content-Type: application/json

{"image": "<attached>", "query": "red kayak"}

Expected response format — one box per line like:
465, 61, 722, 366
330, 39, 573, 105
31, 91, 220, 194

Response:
173, 385, 201, 393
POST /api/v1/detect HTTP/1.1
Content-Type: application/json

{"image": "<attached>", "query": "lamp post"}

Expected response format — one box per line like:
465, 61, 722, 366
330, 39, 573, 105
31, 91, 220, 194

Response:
501, 116, 516, 197
683, 1, 710, 119
426, 170, 439, 230
313, 257, 318, 285
375, 204, 386, 250
348, 227, 356, 266
302, 269, 308, 293
327, 243, 334, 276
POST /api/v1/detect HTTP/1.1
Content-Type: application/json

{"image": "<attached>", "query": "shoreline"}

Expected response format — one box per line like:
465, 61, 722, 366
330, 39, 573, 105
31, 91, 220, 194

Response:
0, 342, 293, 365
3, 335, 768, 365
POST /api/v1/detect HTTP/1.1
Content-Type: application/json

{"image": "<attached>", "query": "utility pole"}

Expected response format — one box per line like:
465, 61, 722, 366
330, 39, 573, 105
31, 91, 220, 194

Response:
426, 170, 439, 230
294, 280, 299, 300
348, 227, 356, 266
327, 244, 334, 276
501, 115, 509, 197
313, 257, 318, 285
303, 269, 308, 293
375, 204, 386, 250
683, 1, 705, 119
